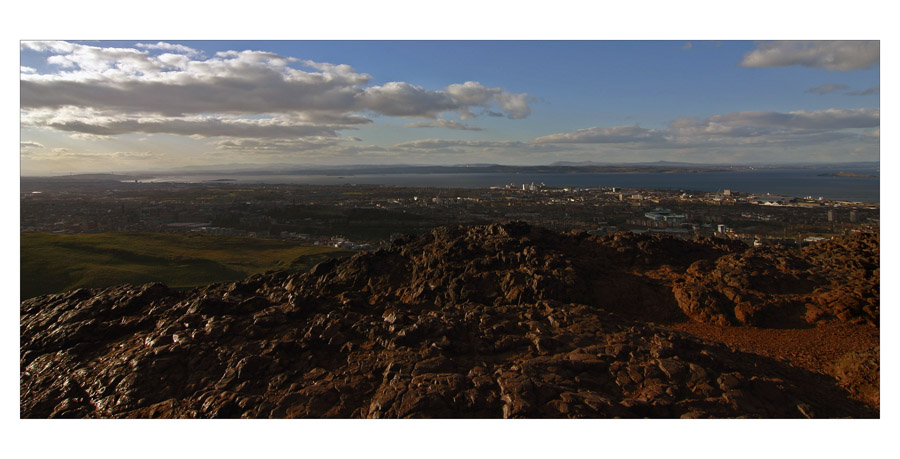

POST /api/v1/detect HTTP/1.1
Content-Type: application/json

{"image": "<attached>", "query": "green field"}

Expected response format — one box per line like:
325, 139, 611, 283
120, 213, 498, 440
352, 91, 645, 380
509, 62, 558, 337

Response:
20, 232, 355, 300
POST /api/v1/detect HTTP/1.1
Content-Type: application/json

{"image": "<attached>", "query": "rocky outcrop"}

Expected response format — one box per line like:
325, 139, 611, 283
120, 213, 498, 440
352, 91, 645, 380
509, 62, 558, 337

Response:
673, 232, 878, 327
831, 346, 880, 409
20, 222, 879, 418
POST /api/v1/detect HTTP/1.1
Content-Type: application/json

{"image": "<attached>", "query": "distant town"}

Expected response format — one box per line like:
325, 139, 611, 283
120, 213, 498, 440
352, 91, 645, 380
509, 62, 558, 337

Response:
20, 176, 878, 250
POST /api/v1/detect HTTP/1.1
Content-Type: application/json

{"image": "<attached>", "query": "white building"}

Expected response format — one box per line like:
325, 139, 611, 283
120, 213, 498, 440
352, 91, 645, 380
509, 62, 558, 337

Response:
644, 208, 687, 223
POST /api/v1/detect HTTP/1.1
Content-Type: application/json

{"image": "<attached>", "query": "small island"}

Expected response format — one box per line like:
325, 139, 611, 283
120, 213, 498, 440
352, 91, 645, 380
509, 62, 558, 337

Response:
818, 171, 877, 178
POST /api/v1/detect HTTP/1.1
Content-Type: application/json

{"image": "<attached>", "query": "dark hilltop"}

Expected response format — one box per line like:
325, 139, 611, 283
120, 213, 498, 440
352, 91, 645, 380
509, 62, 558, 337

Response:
21, 222, 879, 418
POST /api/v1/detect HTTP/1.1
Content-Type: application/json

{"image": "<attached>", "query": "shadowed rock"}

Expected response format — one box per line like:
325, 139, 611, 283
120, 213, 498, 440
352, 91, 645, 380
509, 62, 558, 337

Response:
21, 222, 879, 418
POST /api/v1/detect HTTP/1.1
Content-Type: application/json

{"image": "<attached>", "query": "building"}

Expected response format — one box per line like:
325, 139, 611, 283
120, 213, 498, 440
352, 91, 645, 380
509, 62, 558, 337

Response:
803, 236, 827, 246
827, 209, 836, 222
850, 210, 859, 223
644, 208, 687, 223
756, 194, 795, 205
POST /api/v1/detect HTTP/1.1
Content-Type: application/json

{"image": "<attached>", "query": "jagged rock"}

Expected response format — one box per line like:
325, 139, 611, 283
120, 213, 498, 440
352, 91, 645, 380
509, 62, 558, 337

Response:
831, 346, 880, 409
673, 233, 878, 326
20, 222, 879, 418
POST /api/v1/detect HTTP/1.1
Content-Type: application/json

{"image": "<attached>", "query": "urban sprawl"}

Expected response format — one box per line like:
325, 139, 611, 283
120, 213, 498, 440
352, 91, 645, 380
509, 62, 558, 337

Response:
21, 178, 878, 250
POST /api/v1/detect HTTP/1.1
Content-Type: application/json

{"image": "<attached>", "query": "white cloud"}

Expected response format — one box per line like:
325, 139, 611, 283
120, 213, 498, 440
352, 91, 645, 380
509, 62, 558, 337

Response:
205, 139, 388, 160
137, 117, 343, 139
112, 151, 159, 159
21, 42, 530, 130
805, 83, 849, 95
211, 137, 343, 153
21, 51, 365, 116
529, 108, 879, 151
445, 81, 532, 119
392, 139, 576, 155
493, 92, 532, 119
135, 42, 201, 56
741, 41, 879, 71
846, 86, 879, 96
444, 81, 497, 105
21, 41, 76, 53
401, 119, 483, 131
358, 82, 457, 118
20, 141, 45, 149
69, 133, 110, 141
20, 41, 533, 145
298, 59, 371, 85
394, 139, 519, 149
155, 53, 192, 70
356, 81, 530, 120
41, 43, 158, 74
532, 125, 666, 144
683, 108, 880, 131
22, 149, 162, 161
21, 108, 350, 139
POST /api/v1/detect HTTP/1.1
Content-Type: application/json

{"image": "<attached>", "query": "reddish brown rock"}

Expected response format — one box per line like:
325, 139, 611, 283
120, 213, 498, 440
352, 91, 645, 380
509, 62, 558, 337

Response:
673, 233, 878, 327
20, 222, 878, 418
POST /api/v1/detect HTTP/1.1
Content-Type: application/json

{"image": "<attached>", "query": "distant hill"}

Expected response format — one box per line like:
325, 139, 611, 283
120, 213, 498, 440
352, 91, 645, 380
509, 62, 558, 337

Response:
818, 172, 878, 178
23, 161, 879, 180
157, 161, 879, 177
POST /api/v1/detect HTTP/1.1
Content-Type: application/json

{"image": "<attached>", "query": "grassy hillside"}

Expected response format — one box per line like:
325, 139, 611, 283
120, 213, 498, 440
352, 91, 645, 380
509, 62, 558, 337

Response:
20, 232, 355, 300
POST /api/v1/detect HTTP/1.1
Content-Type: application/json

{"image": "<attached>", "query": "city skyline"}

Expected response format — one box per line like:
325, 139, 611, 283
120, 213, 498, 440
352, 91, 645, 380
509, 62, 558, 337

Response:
20, 40, 880, 175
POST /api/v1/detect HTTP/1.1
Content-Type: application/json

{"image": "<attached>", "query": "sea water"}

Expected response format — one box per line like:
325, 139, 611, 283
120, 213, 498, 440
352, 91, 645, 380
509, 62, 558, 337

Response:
145, 168, 880, 203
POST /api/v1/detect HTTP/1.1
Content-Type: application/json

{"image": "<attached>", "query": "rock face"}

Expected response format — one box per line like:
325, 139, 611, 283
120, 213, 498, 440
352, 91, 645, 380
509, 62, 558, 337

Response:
673, 232, 879, 327
20, 222, 879, 418
831, 347, 880, 409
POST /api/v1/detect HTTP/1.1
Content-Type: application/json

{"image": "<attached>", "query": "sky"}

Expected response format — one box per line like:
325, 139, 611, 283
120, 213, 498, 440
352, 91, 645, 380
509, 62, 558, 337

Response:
19, 40, 880, 174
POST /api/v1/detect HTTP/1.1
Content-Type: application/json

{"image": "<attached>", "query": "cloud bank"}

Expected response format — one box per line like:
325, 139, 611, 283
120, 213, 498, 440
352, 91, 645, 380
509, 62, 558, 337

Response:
521, 108, 879, 151
846, 86, 879, 96
805, 83, 849, 95
741, 41, 879, 71
401, 119, 484, 131
377, 107, 878, 163
21, 41, 532, 144
532, 125, 666, 144
21, 141, 45, 149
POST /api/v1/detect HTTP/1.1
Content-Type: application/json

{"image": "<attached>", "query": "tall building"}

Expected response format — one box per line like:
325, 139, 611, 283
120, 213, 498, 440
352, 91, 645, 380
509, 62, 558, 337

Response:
827, 209, 836, 222
850, 210, 859, 223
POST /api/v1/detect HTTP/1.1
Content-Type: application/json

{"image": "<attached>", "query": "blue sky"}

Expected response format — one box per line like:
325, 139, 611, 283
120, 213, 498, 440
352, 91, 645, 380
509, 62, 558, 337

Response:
20, 40, 880, 174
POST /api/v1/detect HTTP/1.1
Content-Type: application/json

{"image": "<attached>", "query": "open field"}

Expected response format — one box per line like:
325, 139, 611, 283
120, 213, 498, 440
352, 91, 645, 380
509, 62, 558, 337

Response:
20, 232, 354, 299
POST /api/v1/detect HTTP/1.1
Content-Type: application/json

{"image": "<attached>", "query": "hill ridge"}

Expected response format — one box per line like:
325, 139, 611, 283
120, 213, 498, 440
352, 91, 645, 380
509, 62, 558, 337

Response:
21, 222, 879, 418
